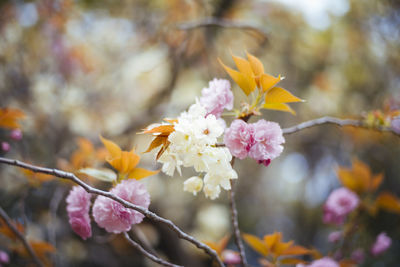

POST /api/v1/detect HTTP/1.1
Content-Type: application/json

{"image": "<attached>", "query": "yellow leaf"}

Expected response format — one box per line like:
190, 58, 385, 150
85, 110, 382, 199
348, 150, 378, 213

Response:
264, 232, 280, 250
337, 168, 359, 193
371, 173, 384, 191
281, 245, 312, 256
260, 73, 281, 92
246, 52, 264, 77
0, 108, 25, 129
100, 136, 121, 159
128, 168, 159, 180
262, 103, 296, 115
232, 54, 254, 78
265, 87, 303, 104
376, 192, 400, 214
108, 151, 140, 174
218, 58, 256, 96
243, 233, 269, 256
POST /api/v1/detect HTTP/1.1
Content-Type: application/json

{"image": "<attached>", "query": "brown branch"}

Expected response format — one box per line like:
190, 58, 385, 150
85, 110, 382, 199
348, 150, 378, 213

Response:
0, 206, 44, 267
176, 17, 269, 41
123, 232, 182, 267
0, 157, 224, 267
229, 158, 248, 267
282, 116, 400, 136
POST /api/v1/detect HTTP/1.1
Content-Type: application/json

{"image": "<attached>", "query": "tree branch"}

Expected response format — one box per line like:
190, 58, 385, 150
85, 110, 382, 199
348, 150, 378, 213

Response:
123, 232, 182, 267
176, 17, 269, 41
0, 157, 224, 267
229, 179, 248, 267
282, 116, 399, 136
0, 206, 44, 267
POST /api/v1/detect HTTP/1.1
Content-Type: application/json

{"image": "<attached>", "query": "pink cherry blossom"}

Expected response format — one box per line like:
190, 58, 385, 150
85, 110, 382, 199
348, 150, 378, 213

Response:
200, 78, 233, 118
351, 248, 365, 264
1, 142, 10, 152
371, 232, 392, 256
248, 119, 285, 162
224, 119, 254, 159
92, 179, 150, 234
66, 186, 92, 240
323, 187, 359, 225
308, 257, 339, 267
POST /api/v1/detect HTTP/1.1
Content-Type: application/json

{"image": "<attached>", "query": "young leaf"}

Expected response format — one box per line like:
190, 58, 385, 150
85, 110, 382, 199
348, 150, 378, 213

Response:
246, 52, 264, 77
128, 168, 159, 180
262, 103, 296, 115
260, 73, 281, 92
242, 233, 269, 256
100, 136, 122, 159
0, 108, 25, 129
376, 192, 400, 214
232, 54, 254, 78
78, 168, 117, 182
265, 87, 303, 104
218, 58, 256, 96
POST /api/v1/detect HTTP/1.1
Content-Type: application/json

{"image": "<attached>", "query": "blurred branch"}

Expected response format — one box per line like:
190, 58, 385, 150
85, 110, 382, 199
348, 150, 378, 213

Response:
0, 206, 44, 267
176, 17, 269, 41
0, 157, 224, 267
229, 178, 248, 267
282, 116, 400, 136
123, 232, 182, 267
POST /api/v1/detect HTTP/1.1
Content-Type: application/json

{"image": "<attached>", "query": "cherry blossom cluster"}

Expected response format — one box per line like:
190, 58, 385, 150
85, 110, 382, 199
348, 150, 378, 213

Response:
224, 119, 285, 166
158, 100, 237, 199
66, 180, 150, 239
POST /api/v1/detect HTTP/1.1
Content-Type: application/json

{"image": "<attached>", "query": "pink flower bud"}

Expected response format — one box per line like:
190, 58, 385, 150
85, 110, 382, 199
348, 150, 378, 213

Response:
308, 257, 339, 267
222, 250, 241, 265
328, 231, 342, 243
0, 250, 9, 264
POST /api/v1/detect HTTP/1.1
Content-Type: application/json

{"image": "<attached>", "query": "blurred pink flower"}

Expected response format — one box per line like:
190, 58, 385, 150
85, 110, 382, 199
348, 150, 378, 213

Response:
308, 257, 339, 267
1, 142, 10, 152
10, 129, 22, 141
0, 250, 9, 264
222, 249, 241, 265
93, 179, 150, 234
328, 231, 342, 243
371, 232, 392, 256
248, 120, 284, 162
323, 187, 359, 225
200, 78, 233, 118
224, 119, 254, 159
66, 186, 92, 240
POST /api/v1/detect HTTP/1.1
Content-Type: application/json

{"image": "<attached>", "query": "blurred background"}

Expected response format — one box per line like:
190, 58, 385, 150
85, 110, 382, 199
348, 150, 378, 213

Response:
0, 0, 399, 266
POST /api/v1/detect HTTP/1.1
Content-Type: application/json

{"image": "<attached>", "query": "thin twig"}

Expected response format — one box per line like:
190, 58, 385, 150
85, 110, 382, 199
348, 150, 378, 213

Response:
229, 158, 248, 267
0, 206, 44, 267
0, 157, 224, 267
177, 17, 269, 41
229, 180, 248, 267
123, 232, 182, 267
282, 116, 399, 136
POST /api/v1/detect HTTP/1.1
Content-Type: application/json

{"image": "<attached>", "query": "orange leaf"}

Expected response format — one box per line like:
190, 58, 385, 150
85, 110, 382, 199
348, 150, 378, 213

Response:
144, 136, 166, 153
265, 87, 303, 104
246, 52, 264, 77
262, 103, 296, 115
0, 218, 25, 241
0, 108, 25, 129
219, 58, 256, 96
371, 173, 384, 191
281, 245, 312, 256
142, 125, 175, 134
243, 233, 269, 256
376, 192, 400, 214
108, 151, 140, 174
100, 136, 121, 159
128, 168, 159, 180
260, 73, 281, 92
